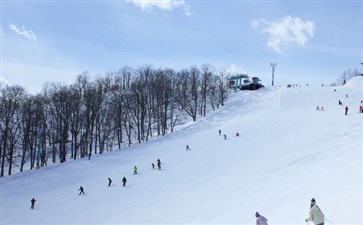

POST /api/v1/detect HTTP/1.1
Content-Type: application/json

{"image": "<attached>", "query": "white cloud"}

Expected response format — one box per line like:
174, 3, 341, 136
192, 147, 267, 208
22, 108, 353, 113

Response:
227, 64, 247, 75
9, 24, 37, 41
251, 16, 315, 53
128, 0, 190, 15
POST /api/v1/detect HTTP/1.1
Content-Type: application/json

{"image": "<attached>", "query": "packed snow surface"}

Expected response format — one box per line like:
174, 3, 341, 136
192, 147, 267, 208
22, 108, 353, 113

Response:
1, 77, 363, 225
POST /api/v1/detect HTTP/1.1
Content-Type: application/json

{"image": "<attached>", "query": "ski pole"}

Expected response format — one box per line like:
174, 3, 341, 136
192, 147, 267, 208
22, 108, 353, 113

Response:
325, 217, 335, 225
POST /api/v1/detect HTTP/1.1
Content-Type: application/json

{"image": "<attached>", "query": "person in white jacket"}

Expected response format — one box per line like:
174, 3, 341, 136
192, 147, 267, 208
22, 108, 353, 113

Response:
255, 212, 268, 225
306, 198, 325, 225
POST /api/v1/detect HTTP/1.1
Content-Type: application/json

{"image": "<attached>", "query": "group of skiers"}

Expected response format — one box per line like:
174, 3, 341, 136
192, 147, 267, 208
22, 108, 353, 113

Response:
30, 158, 163, 210
255, 198, 326, 225
320, 95, 363, 116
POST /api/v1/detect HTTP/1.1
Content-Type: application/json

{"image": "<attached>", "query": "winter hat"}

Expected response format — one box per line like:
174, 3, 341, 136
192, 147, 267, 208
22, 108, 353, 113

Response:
310, 198, 316, 206
255, 212, 260, 217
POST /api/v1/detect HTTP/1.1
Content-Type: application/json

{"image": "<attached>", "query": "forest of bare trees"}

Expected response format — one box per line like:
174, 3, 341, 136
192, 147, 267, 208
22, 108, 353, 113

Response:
0, 64, 231, 176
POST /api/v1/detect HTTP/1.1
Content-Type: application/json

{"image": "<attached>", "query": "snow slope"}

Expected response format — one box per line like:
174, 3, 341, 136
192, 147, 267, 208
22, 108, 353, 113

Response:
1, 77, 362, 225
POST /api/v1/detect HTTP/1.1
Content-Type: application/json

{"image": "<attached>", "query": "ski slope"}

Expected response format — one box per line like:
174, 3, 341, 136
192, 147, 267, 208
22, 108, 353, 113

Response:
1, 77, 362, 225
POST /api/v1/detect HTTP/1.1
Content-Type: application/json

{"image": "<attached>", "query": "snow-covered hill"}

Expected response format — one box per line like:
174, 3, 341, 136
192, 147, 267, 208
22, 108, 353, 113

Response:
2, 77, 362, 225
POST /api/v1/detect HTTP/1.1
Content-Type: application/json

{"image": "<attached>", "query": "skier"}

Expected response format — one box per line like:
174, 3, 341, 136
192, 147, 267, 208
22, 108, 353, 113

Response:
338, 100, 342, 105
359, 105, 362, 113
122, 177, 127, 187
108, 178, 112, 187
219, 129, 221, 136
186, 145, 191, 151
88, 153, 91, 160
320, 106, 325, 111
157, 159, 162, 170
133, 166, 138, 175
30, 198, 36, 209
79, 186, 85, 195
316, 106, 320, 111
305, 198, 325, 225
224, 134, 227, 140
152, 163, 155, 169
345, 106, 349, 115
236, 132, 240, 137
255, 212, 268, 225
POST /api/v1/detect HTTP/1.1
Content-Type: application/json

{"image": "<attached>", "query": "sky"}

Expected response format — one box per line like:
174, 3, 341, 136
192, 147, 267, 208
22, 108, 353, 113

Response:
1, 0, 362, 93
2, 77, 362, 224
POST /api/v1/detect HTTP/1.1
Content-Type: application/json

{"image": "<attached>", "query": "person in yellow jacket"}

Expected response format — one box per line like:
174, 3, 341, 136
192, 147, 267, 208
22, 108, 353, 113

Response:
133, 166, 138, 175
306, 198, 325, 225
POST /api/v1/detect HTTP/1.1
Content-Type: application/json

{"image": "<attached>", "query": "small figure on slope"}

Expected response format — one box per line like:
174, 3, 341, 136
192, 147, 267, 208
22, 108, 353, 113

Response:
79, 186, 85, 195
31, 198, 36, 209
236, 132, 240, 137
133, 165, 138, 175
152, 163, 155, 170
316, 106, 320, 111
224, 134, 227, 140
122, 177, 127, 187
219, 129, 222, 136
186, 145, 191, 151
157, 159, 162, 170
345, 106, 349, 115
255, 212, 268, 225
108, 178, 112, 187
305, 198, 325, 225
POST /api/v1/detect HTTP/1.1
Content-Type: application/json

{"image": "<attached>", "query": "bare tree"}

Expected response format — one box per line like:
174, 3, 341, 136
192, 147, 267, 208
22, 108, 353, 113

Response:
0, 85, 25, 176
176, 67, 200, 121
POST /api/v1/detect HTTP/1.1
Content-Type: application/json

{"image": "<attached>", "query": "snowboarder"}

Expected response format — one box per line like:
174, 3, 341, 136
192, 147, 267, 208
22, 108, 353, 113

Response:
152, 163, 155, 169
79, 186, 85, 195
305, 198, 325, 225
345, 106, 349, 115
218, 129, 221, 136
108, 178, 112, 187
133, 166, 138, 175
224, 134, 227, 140
186, 145, 191, 151
157, 159, 162, 170
255, 212, 268, 225
31, 198, 36, 209
236, 132, 240, 137
122, 177, 127, 187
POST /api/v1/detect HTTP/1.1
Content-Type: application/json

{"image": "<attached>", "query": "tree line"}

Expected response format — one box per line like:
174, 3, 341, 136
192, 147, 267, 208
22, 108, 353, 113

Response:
0, 64, 231, 176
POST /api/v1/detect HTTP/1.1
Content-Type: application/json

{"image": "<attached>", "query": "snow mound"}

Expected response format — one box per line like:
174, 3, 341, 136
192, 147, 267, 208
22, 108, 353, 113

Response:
344, 76, 363, 87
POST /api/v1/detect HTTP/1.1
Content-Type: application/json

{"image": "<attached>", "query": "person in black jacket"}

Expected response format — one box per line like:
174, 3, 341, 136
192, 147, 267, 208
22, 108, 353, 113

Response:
79, 186, 85, 195
157, 159, 162, 170
122, 177, 127, 187
31, 198, 36, 209
108, 178, 112, 187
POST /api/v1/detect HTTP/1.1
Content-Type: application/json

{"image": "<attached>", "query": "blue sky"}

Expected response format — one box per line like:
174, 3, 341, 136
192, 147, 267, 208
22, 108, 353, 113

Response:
1, 0, 362, 93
